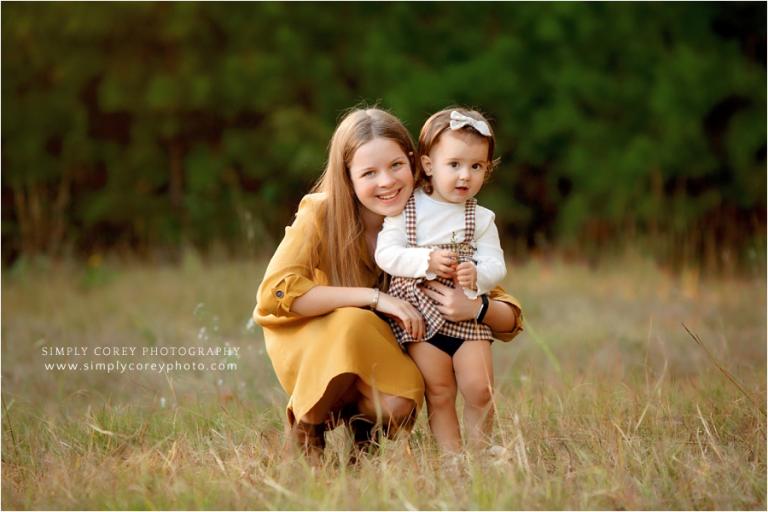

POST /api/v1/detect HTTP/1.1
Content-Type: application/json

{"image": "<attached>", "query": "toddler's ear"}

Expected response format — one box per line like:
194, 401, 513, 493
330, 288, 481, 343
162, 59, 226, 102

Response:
420, 155, 432, 175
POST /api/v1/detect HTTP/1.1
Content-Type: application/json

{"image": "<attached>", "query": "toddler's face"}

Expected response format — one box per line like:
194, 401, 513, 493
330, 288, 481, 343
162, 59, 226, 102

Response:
422, 130, 489, 204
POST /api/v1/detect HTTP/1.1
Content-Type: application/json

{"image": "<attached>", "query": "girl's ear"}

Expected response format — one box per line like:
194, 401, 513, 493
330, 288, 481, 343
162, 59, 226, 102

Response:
420, 155, 432, 175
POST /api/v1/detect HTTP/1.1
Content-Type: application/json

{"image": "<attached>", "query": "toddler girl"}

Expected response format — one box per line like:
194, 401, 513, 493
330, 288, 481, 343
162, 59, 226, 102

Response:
375, 107, 506, 453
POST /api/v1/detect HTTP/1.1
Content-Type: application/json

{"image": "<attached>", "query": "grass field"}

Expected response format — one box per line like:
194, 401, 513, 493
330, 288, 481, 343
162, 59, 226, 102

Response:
2, 252, 766, 510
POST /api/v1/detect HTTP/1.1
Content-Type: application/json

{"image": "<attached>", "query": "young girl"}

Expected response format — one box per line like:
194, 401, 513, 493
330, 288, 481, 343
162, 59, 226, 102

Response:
375, 107, 512, 453
255, 107, 522, 463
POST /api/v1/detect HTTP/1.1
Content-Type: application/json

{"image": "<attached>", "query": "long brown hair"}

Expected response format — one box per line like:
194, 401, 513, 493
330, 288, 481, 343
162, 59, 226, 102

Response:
416, 107, 499, 194
311, 107, 416, 287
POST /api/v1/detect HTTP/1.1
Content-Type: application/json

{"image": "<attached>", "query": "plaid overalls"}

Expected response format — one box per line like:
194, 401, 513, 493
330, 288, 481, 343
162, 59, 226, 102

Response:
386, 194, 493, 347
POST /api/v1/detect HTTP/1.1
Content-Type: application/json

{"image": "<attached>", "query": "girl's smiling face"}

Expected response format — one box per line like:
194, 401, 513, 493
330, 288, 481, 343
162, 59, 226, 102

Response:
421, 130, 489, 204
349, 137, 414, 220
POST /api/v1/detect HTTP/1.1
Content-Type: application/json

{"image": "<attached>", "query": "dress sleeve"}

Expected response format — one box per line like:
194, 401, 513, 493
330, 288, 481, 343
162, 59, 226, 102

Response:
254, 195, 323, 320
375, 213, 433, 278
488, 285, 524, 342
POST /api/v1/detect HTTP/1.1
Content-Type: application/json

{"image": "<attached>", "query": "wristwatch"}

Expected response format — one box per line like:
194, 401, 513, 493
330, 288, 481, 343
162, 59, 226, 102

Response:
475, 294, 489, 323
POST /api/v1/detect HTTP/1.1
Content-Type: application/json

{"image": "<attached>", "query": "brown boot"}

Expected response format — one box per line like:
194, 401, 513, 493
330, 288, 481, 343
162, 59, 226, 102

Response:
292, 421, 326, 463
341, 406, 380, 465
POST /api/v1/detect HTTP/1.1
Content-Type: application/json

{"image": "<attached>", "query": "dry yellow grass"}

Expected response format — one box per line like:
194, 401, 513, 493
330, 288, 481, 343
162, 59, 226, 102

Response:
2, 251, 765, 509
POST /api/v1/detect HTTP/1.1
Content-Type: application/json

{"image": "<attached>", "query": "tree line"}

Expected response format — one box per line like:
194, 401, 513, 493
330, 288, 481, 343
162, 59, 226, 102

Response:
3, 2, 765, 269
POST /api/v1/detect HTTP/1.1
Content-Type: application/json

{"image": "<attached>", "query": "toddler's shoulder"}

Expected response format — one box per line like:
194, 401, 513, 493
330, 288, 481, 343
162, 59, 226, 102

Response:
412, 188, 429, 207
382, 209, 406, 228
474, 202, 497, 223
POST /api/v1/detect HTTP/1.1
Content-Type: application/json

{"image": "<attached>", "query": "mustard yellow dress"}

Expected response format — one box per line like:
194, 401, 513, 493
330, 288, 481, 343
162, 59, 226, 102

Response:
253, 193, 524, 424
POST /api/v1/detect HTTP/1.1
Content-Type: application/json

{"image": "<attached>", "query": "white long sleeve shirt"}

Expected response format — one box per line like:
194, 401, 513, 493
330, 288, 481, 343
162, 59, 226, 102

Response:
375, 188, 506, 299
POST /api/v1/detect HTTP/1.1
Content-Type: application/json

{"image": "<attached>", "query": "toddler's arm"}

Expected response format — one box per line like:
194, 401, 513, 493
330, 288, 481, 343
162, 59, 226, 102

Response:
469, 211, 507, 298
375, 213, 434, 278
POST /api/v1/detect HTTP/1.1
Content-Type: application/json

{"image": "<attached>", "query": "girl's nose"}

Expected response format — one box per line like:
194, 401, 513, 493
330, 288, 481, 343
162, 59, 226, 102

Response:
378, 170, 396, 187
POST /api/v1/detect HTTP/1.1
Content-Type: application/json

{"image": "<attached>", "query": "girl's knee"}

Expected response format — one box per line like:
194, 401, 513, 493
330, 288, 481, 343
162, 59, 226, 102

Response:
359, 392, 416, 425
462, 380, 493, 408
426, 384, 457, 409
381, 395, 416, 422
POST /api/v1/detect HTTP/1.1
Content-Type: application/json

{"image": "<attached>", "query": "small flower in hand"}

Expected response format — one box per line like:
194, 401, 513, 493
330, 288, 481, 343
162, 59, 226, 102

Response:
429, 249, 458, 279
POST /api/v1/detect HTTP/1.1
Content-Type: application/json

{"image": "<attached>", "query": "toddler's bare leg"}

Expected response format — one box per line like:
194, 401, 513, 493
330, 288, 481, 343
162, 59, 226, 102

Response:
453, 340, 494, 451
407, 341, 461, 453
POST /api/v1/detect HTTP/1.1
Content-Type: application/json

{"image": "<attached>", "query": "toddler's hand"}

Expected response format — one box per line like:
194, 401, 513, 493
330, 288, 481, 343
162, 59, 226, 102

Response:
456, 262, 477, 290
428, 249, 457, 279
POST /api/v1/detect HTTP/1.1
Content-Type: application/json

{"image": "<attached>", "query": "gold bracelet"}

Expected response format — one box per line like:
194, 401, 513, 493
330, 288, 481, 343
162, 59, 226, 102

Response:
370, 288, 380, 311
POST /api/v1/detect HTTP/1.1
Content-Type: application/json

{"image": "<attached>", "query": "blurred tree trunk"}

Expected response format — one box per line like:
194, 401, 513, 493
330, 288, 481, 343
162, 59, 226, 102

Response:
168, 139, 186, 242
11, 173, 71, 256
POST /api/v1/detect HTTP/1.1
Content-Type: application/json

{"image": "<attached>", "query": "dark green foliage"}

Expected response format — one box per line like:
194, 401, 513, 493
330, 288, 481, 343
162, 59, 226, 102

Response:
2, 3, 765, 267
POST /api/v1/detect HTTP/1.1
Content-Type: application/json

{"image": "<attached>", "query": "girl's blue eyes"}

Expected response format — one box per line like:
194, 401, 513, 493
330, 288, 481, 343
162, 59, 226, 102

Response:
360, 162, 405, 178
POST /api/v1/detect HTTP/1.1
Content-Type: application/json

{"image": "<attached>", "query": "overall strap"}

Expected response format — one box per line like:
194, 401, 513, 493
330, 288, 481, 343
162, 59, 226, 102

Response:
463, 198, 477, 243
404, 194, 418, 247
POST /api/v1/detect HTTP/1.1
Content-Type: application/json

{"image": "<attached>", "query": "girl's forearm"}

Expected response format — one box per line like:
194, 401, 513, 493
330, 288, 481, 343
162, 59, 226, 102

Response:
375, 246, 433, 279
483, 299, 518, 333
290, 285, 377, 316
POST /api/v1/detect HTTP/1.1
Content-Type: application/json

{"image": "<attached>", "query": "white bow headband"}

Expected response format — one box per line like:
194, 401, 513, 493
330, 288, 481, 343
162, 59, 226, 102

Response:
449, 110, 491, 137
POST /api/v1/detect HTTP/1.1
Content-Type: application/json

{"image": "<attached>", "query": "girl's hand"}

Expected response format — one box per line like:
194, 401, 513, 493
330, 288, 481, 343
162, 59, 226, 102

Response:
375, 292, 425, 341
428, 249, 457, 279
420, 279, 479, 323
456, 262, 477, 291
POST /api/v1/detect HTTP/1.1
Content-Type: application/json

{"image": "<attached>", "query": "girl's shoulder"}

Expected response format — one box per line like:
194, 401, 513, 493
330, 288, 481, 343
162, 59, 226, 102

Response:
297, 192, 327, 212
474, 202, 496, 220
289, 193, 328, 234
295, 192, 327, 218
473, 202, 499, 233
412, 187, 428, 204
